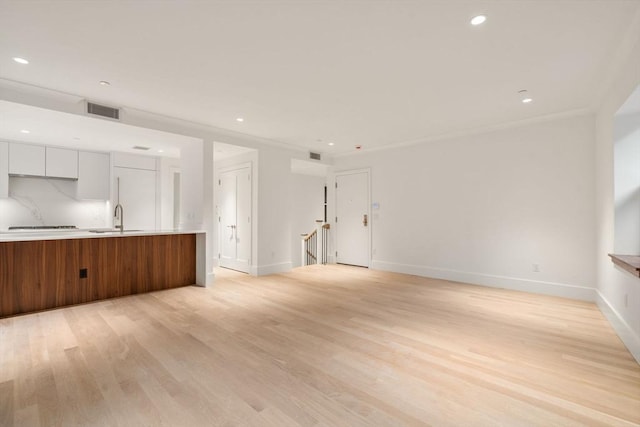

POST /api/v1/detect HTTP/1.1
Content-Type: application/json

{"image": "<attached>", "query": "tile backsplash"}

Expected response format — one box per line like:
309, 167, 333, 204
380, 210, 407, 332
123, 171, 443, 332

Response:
0, 177, 110, 230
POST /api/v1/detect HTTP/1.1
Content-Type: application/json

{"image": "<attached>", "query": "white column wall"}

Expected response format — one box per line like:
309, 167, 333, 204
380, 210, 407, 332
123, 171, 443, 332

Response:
180, 141, 204, 229
595, 19, 640, 363
256, 146, 294, 275
180, 139, 215, 285
613, 112, 640, 254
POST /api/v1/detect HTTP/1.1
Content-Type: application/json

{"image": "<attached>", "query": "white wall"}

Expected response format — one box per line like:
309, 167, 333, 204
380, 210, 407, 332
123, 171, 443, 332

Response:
0, 176, 110, 230
257, 146, 294, 275
290, 173, 325, 267
595, 20, 640, 363
180, 141, 204, 229
180, 139, 215, 285
213, 145, 299, 276
331, 114, 596, 300
614, 112, 640, 254
213, 148, 326, 274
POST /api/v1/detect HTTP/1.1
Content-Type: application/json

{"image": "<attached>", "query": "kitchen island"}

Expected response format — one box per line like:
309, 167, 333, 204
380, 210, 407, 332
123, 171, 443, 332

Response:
0, 230, 206, 317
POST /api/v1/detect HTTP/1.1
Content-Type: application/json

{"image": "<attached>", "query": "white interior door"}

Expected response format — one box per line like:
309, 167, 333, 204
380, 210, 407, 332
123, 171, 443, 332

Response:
335, 170, 369, 267
218, 166, 251, 273
219, 172, 237, 266
113, 167, 157, 230
235, 167, 252, 267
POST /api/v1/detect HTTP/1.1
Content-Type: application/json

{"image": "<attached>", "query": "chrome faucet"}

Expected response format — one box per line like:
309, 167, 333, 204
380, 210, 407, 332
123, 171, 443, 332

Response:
114, 203, 124, 233
114, 176, 124, 234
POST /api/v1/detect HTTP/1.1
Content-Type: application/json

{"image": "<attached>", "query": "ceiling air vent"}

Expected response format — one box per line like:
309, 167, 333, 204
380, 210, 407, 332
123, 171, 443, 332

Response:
133, 146, 150, 151
309, 151, 322, 161
87, 102, 120, 120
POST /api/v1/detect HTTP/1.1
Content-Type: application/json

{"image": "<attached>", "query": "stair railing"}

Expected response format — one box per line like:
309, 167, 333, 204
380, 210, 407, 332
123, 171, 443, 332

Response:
321, 223, 330, 264
301, 220, 330, 266
301, 229, 317, 265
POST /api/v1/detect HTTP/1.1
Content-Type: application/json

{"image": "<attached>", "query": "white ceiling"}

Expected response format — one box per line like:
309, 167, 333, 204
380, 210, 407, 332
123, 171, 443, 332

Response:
0, 100, 198, 158
214, 141, 255, 161
1, 1, 639, 154
0, 100, 256, 160
291, 158, 330, 177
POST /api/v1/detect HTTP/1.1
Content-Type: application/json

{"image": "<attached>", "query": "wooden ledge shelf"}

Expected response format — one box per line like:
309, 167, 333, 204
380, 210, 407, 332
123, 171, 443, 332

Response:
608, 254, 640, 278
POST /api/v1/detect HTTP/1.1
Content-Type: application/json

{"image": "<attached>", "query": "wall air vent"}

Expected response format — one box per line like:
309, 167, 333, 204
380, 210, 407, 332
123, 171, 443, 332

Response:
87, 102, 120, 120
132, 146, 150, 151
309, 151, 322, 161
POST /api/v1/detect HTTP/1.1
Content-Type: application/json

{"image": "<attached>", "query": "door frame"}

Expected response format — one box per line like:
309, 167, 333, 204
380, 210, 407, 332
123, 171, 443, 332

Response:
334, 168, 371, 267
216, 162, 253, 273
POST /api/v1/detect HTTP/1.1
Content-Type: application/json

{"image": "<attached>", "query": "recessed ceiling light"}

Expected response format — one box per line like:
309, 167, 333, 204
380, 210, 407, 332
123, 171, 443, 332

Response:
99, 80, 110, 86
518, 89, 533, 103
158, 149, 164, 153
20, 129, 30, 134
328, 142, 335, 146
236, 117, 244, 122
470, 15, 487, 26
13, 57, 29, 64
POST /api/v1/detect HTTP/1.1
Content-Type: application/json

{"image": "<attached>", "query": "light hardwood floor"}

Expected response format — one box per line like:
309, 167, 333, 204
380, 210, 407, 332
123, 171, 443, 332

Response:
1, 264, 639, 426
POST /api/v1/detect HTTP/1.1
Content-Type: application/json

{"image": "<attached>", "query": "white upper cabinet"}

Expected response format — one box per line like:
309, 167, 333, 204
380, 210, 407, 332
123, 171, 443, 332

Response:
8, 142, 45, 176
77, 151, 110, 200
8, 143, 79, 179
0, 142, 8, 198
46, 147, 78, 179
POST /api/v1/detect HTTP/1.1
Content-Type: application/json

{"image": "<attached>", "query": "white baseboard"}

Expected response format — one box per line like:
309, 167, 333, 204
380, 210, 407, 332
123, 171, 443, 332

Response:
596, 291, 640, 364
205, 271, 215, 287
195, 270, 215, 287
370, 260, 596, 301
254, 262, 292, 276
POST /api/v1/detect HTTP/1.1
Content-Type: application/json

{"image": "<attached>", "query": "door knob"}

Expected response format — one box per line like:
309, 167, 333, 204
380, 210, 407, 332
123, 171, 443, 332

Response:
363, 214, 368, 226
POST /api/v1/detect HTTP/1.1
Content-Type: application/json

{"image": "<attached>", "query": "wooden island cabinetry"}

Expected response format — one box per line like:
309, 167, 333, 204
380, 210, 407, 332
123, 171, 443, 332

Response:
0, 233, 197, 317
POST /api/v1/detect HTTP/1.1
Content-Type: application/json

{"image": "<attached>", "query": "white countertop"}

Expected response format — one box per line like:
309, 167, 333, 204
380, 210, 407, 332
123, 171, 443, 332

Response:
0, 229, 205, 242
